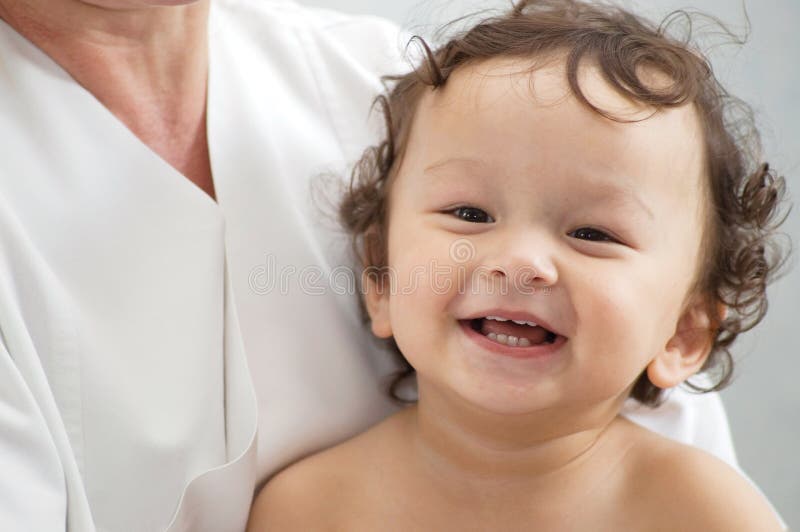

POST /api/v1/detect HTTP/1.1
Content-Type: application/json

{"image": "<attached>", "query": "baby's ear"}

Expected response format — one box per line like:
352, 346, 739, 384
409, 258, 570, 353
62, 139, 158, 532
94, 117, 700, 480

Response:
361, 227, 393, 338
647, 294, 725, 389
363, 270, 392, 338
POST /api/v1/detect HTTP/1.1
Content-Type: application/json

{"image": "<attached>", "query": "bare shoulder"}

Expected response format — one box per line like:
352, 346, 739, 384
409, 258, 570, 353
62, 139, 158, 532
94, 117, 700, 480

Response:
618, 418, 782, 531
247, 409, 410, 531
246, 446, 347, 531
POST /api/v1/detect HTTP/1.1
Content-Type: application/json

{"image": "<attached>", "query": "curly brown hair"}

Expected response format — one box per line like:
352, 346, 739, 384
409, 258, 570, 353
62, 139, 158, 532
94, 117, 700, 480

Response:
339, 0, 791, 406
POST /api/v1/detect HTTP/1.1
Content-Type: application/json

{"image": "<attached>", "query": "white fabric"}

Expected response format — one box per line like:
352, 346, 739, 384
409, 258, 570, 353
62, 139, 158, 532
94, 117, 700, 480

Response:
0, 0, 750, 530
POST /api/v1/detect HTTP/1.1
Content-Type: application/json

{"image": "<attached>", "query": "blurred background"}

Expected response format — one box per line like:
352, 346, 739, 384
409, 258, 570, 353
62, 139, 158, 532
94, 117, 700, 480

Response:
299, 0, 800, 526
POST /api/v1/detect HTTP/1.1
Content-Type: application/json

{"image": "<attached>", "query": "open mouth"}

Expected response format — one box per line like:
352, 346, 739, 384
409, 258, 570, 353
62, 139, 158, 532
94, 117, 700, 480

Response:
466, 317, 559, 347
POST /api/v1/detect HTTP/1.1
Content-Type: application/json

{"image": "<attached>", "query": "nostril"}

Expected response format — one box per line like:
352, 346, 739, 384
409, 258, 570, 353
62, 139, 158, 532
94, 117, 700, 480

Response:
489, 267, 506, 278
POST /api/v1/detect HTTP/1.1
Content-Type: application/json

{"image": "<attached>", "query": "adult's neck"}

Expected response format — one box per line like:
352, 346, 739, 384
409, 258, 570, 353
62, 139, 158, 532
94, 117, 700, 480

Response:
0, 1, 213, 192
0, 1, 209, 102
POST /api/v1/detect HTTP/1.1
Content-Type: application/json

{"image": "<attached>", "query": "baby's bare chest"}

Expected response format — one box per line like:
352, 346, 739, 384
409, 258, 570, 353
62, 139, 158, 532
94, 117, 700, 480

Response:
319, 414, 663, 530
326, 473, 652, 532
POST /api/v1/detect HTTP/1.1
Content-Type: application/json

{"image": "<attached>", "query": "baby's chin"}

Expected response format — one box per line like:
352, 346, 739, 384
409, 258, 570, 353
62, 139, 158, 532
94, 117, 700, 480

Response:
421, 367, 635, 424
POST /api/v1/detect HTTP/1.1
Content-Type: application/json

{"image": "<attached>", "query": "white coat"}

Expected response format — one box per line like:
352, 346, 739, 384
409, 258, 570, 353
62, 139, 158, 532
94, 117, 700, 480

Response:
0, 0, 740, 531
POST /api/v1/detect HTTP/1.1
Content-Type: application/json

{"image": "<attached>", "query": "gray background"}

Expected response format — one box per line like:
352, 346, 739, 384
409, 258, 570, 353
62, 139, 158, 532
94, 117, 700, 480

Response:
300, 0, 800, 526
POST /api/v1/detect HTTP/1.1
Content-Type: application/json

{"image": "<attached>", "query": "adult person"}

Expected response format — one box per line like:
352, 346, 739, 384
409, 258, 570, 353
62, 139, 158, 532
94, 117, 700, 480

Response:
0, 0, 738, 530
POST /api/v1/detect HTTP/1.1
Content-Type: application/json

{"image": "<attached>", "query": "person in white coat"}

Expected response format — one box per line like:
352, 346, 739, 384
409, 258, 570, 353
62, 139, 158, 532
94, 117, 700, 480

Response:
0, 0, 740, 531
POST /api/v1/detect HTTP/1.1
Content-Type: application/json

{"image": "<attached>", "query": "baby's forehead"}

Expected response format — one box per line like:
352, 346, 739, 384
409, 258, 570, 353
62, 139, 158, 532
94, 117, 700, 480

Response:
406, 55, 709, 214
428, 57, 702, 154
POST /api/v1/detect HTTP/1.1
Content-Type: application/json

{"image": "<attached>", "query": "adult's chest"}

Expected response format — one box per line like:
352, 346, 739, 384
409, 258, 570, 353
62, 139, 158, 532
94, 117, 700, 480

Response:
0, 17, 256, 530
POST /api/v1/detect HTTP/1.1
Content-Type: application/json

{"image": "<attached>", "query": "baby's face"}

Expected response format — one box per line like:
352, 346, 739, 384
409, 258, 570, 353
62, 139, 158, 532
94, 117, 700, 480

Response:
367, 56, 710, 416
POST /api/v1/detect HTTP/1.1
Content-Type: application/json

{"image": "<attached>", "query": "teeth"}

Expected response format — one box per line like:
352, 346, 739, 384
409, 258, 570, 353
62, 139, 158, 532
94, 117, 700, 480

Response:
484, 332, 535, 347
477, 315, 547, 347
485, 316, 538, 327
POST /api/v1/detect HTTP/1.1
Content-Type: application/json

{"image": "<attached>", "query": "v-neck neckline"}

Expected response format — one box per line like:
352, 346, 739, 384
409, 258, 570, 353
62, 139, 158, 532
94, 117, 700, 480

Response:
0, 14, 221, 212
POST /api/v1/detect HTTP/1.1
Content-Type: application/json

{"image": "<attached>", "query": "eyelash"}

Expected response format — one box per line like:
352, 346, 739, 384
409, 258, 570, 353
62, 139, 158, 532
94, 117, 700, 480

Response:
568, 227, 617, 243
449, 206, 495, 223
447, 206, 619, 244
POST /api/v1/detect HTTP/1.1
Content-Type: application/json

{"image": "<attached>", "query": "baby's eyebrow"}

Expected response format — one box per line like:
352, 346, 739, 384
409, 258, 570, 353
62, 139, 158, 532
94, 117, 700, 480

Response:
424, 157, 654, 221
582, 181, 655, 221
424, 156, 486, 175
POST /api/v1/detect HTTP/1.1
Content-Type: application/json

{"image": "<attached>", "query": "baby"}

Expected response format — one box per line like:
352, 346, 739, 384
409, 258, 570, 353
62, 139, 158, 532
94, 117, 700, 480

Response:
249, 0, 789, 529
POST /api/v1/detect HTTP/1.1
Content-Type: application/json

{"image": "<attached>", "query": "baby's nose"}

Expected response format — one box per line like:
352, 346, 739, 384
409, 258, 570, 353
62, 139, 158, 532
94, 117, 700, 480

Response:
480, 237, 558, 294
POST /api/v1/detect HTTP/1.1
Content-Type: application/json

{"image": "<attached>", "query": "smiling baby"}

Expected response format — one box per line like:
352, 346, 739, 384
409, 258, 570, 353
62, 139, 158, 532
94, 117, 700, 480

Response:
248, 1, 789, 530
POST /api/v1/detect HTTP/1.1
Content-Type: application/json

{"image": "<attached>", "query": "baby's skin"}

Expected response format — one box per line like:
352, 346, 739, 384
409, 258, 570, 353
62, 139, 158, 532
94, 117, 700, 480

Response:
248, 56, 782, 531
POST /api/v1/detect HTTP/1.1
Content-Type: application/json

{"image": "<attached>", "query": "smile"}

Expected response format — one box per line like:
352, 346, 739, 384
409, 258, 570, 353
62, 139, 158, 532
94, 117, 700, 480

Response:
458, 317, 567, 360
470, 316, 558, 346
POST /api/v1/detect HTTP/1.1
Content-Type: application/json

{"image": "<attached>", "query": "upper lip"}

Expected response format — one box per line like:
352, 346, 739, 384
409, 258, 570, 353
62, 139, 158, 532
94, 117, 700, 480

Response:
461, 309, 566, 338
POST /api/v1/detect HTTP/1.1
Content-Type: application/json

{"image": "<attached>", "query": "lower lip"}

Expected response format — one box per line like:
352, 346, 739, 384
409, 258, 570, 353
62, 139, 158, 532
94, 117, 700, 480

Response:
458, 320, 567, 360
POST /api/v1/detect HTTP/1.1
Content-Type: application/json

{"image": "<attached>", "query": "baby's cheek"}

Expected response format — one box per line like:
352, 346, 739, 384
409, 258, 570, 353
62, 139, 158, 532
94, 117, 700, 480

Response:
387, 279, 445, 364
574, 275, 658, 376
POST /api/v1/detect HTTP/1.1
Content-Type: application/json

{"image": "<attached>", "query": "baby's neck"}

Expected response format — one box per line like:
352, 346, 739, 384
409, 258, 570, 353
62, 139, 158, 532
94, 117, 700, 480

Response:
408, 381, 629, 485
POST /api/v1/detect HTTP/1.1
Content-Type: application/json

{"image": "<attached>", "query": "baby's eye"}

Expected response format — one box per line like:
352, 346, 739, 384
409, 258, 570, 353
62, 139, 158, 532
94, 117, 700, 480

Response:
569, 227, 617, 243
449, 206, 495, 224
